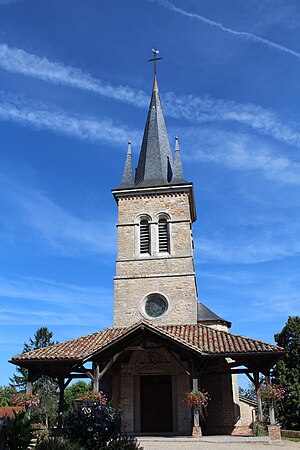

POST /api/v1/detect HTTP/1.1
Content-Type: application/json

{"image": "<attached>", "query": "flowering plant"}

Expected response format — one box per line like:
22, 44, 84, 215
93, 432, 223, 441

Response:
12, 393, 41, 410
78, 390, 107, 405
64, 393, 123, 449
184, 390, 211, 410
257, 383, 286, 401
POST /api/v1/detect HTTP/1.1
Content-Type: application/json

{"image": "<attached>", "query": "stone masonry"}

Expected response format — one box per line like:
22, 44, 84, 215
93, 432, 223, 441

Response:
113, 190, 198, 327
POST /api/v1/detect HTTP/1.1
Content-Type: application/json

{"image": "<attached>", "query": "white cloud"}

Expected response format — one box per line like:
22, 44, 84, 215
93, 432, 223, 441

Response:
151, 0, 300, 60
164, 93, 300, 150
0, 44, 148, 107
0, 276, 113, 326
197, 235, 300, 264
199, 266, 300, 320
0, 276, 111, 307
0, 170, 116, 255
0, 308, 110, 326
0, 91, 140, 145
0, 272, 113, 326
180, 127, 300, 185
2, 44, 300, 149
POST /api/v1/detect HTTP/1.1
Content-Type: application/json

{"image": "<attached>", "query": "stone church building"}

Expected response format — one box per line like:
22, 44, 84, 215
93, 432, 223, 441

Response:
11, 60, 283, 436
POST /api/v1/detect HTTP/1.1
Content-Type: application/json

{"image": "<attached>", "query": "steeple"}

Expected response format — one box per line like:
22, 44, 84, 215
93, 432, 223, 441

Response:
117, 49, 189, 191
135, 74, 174, 186
119, 142, 134, 188
172, 136, 185, 183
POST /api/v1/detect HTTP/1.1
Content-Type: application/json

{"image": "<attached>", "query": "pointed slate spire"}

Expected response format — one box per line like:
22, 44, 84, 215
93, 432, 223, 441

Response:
172, 136, 185, 183
135, 76, 174, 187
119, 142, 135, 188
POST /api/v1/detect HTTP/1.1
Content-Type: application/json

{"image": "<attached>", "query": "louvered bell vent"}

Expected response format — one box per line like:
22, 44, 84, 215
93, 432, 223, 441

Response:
140, 220, 150, 253
158, 219, 169, 252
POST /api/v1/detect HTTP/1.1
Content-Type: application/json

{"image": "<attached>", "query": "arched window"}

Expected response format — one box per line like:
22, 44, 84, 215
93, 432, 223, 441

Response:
140, 219, 150, 254
158, 218, 169, 253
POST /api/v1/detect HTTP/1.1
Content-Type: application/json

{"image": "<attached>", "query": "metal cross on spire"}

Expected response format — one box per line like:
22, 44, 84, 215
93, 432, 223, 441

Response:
148, 48, 162, 76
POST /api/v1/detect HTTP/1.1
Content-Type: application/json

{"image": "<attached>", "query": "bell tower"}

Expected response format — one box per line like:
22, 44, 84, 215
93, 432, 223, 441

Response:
112, 51, 198, 327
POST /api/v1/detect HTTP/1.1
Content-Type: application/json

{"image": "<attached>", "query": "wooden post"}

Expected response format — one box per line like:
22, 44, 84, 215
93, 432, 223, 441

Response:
254, 371, 263, 421
192, 377, 202, 438
93, 362, 100, 393
57, 376, 65, 430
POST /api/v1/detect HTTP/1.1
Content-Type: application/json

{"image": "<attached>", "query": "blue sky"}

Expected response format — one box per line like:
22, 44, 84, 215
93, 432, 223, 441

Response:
0, 0, 299, 386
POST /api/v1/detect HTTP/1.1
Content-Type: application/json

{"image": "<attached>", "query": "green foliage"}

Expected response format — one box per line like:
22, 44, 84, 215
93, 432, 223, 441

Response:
0, 385, 17, 406
64, 381, 92, 415
64, 397, 122, 449
35, 436, 81, 450
10, 327, 57, 390
9, 327, 59, 428
31, 423, 49, 442
0, 411, 33, 450
32, 377, 58, 428
63, 394, 143, 450
281, 429, 300, 439
273, 316, 300, 430
251, 420, 268, 437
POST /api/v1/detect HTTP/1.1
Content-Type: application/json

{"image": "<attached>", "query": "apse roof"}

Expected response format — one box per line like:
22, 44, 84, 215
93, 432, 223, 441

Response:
197, 303, 232, 328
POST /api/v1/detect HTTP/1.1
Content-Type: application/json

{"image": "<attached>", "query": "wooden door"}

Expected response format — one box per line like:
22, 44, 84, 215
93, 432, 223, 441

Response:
140, 375, 173, 432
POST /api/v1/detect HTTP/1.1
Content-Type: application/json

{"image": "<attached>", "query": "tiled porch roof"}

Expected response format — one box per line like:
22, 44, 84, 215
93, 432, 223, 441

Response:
11, 322, 283, 363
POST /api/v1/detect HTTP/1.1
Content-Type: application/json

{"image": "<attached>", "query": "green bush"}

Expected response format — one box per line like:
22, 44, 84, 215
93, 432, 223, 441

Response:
63, 391, 142, 450
281, 429, 300, 439
63, 399, 122, 449
35, 436, 81, 450
0, 411, 33, 449
251, 420, 268, 437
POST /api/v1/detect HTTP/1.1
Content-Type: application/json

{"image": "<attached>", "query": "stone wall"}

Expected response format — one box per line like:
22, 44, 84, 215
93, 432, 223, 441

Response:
201, 372, 239, 435
117, 348, 191, 434
114, 191, 198, 327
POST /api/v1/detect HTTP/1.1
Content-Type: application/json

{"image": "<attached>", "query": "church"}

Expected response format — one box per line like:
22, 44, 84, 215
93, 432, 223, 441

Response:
10, 53, 284, 437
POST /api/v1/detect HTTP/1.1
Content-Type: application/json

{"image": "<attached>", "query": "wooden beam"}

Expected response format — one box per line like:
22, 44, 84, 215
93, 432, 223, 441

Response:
168, 349, 191, 376
93, 363, 99, 393
67, 374, 90, 379
245, 372, 255, 384
64, 378, 72, 389
72, 364, 94, 379
98, 352, 122, 381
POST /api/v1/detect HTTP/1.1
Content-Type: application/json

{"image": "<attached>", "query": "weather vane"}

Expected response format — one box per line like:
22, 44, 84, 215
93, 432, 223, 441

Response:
148, 48, 162, 76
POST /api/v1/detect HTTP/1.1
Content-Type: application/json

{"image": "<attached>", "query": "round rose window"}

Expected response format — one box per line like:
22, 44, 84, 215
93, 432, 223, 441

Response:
144, 294, 168, 318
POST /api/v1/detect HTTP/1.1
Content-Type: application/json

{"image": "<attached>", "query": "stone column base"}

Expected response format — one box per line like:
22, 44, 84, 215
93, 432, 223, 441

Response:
192, 426, 202, 437
268, 425, 281, 440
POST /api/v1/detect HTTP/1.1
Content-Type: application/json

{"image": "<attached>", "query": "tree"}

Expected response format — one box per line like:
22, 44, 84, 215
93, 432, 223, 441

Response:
273, 316, 300, 430
0, 385, 17, 407
64, 381, 92, 415
10, 327, 57, 390
10, 327, 59, 427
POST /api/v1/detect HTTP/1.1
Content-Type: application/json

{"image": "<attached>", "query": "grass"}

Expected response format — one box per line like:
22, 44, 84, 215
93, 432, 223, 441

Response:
282, 437, 300, 442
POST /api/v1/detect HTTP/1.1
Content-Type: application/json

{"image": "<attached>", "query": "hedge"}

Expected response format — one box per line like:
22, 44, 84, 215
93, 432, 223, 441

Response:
281, 430, 300, 438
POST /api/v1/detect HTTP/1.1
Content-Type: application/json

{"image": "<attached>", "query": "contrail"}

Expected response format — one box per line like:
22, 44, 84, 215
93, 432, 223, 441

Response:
0, 92, 140, 145
2, 44, 300, 148
154, 0, 300, 60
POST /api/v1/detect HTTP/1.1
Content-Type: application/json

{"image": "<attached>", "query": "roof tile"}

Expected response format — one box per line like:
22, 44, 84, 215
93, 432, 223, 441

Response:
11, 322, 283, 363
